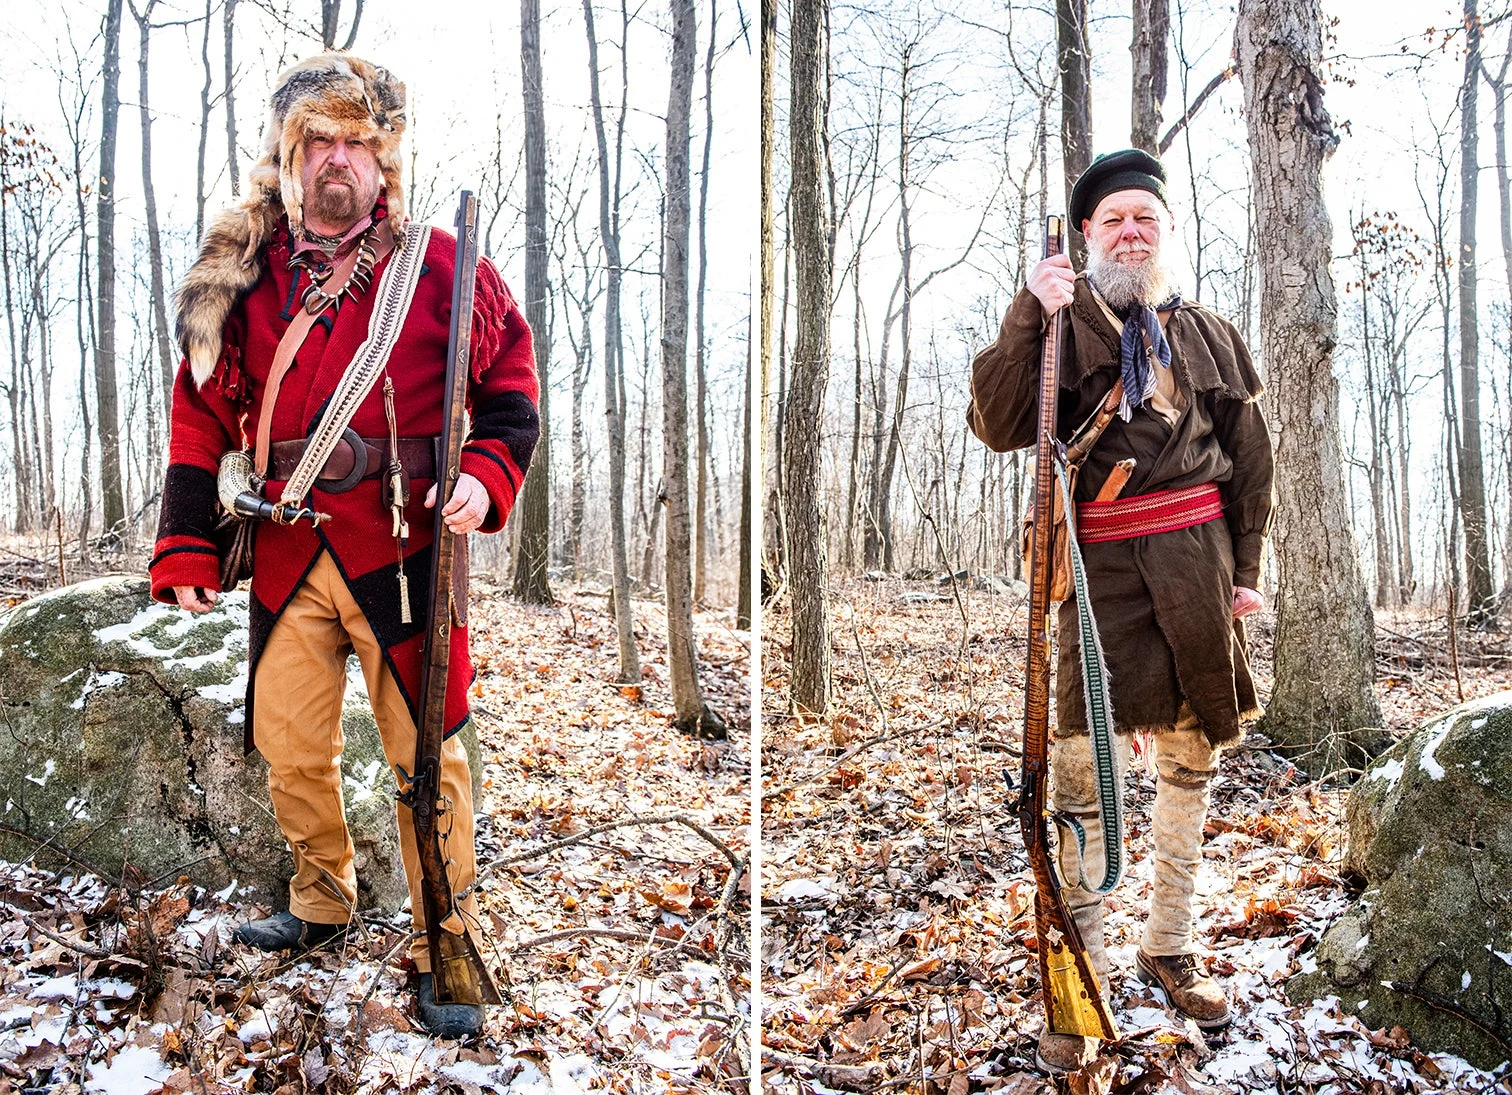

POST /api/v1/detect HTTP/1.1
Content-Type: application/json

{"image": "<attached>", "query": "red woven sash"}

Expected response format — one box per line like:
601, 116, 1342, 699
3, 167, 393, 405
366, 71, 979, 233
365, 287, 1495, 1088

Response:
1075, 482, 1223, 544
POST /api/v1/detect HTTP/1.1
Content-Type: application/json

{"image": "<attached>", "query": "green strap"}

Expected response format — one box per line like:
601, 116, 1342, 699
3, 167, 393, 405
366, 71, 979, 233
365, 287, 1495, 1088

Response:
1051, 457, 1125, 894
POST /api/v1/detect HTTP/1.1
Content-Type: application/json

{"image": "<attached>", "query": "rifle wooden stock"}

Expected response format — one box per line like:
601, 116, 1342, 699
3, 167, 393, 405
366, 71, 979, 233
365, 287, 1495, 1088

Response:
1017, 215, 1117, 1041
411, 192, 503, 1007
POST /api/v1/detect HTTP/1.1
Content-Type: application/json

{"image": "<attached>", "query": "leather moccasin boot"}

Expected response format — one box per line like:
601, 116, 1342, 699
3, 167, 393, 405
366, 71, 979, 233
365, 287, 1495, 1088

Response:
1035, 1028, 1098, 1074
232, 911, 345, 952
1135, 949, 1232, 1029
415, 973, 485, 1039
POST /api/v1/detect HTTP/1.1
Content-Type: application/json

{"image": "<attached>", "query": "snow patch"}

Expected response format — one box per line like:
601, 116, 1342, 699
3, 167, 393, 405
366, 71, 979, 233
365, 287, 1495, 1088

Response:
1419, 719, 1452, 780
84, 1044, 173, 1095
1365, 756, 1404, 786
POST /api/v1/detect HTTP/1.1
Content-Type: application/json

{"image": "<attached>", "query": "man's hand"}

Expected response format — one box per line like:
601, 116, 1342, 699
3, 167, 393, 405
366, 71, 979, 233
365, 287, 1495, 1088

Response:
1232, 586, 1263, 619
425, 472, 490, 534
1027, 253, 1076, 314
174, 586, 218, 613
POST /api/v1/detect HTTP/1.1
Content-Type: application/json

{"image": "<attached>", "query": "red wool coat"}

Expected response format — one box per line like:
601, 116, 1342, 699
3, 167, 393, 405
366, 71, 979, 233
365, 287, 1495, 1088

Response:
150, 216, 540, 751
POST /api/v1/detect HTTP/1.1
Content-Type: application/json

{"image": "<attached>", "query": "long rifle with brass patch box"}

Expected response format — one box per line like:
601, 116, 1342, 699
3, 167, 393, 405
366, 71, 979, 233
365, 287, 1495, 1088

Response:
1016, 214, 1118, 1041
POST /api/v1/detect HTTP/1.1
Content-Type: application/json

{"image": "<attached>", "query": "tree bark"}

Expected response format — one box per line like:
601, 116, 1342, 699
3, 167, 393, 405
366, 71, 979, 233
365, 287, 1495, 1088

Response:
786, 0, 832, 714
663, 0, 717, 735
1057, 0, 1092, 260
513, 0, 554, 604
693, 0, 717, 606
1458, 0, 1495, 624
129, 0, 175, 418
1237, 0, 1383, 771
224, 0, 239, 196
195, 0, 212, 243
96, 0, 126, 539
584, 0, 639, 681
1130, 0, 1169, 153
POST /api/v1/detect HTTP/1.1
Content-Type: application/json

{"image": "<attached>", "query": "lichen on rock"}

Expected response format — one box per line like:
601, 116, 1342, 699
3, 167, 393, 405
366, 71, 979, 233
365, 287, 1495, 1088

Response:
0, 576, 479, 914
1288, 692, 1512, 1070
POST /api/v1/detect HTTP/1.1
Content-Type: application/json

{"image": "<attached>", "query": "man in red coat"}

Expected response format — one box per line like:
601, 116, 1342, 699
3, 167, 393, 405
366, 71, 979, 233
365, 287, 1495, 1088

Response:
149, 53, 539, 1038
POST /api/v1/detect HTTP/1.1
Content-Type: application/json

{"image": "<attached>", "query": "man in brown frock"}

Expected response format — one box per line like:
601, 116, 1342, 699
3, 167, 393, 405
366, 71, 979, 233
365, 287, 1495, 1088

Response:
968, 149, 1274, 1072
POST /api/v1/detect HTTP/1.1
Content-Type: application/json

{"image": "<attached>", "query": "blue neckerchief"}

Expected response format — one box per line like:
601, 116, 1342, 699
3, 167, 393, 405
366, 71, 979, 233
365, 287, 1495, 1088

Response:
1095, 284, 1182, 420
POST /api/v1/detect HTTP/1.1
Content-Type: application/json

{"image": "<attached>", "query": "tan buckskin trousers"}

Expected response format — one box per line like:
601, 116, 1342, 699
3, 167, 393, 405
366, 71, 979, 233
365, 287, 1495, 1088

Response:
257, 551, 481, 972
1050, 710, 1222, 988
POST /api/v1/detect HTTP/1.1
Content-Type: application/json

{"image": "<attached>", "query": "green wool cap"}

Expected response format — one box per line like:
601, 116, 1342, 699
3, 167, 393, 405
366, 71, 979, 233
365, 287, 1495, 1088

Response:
1069, 149, 1168, 229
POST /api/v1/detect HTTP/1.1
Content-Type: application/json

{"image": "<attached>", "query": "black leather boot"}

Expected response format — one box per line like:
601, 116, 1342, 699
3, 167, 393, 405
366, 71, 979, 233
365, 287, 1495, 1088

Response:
231, 911, 345, 952
415, 973, 485, 1038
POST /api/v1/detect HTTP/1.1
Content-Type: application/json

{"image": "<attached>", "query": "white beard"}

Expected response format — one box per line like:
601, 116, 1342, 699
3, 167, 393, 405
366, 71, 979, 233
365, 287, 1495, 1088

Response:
1087, 237, 1174, 311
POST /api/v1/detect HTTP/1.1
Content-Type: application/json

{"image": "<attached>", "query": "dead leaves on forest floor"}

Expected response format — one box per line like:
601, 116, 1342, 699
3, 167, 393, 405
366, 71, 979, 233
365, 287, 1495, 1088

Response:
760, 575, 1511, 1094
0, 578, 751, 1094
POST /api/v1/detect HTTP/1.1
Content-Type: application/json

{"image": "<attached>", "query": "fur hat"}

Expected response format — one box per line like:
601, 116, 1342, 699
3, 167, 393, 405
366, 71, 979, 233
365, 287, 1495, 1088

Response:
176, 52, 407, 387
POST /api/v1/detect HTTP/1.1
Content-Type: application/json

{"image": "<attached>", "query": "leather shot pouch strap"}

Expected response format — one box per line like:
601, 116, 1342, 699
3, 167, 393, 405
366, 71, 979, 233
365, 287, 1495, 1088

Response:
1019, 377, 1123, 602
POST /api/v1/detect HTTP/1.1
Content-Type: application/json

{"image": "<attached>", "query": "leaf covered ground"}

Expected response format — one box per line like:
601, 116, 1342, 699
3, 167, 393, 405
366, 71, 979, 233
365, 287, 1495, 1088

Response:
760, 574, 1512, 1094
0, 569, 752, 1095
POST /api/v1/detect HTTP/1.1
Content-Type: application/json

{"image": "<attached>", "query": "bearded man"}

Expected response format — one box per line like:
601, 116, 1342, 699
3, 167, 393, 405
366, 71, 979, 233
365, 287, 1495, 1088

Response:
149, 53, 539, 1038
967, 149, 1274, 1072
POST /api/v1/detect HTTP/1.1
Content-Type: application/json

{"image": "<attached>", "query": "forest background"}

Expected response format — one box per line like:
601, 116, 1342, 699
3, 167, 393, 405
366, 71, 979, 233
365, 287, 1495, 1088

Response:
0, 0, 757, 644
763, 0, 1512, 635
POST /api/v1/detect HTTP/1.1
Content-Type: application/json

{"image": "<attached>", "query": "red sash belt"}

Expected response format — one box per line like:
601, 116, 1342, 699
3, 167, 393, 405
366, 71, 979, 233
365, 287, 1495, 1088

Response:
1076, 482, 1223, 544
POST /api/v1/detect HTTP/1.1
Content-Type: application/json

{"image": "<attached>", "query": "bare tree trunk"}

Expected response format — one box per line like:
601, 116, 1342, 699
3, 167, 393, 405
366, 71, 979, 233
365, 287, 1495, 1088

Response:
738, 331, 753, 629
663, 0, 717, 735
760, 0, 777, 580
877, 48, 915, 573
1130, 0, 1169, 153
584, 0, 639, 681
513, 0, 554, 604
786, 0, 832, 715
1057, 0, 1092, 260
1459, 0, 1496, 624
691, 0, 717, 606
195, 0, 212, 243
130, 0, 175, 417
320, 0, 363, 49
1237, 0, 1383, 771
1489, 42, 1512, 605
96, 0, 126, 540
224, 0, 240, 197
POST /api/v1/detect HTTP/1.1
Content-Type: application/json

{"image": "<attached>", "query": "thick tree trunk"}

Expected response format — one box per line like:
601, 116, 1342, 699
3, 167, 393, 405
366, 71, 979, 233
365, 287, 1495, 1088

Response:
1057, 0, 1092, 259
786, 0, 832, 714
513, 0, 554, 604
96, 0, 126, 540
1458, 0, 1495, 624
584, 0, 639, 681
1130, 0, 1169, 153
663, 0, 717, 735
1237, 0, 1383, 771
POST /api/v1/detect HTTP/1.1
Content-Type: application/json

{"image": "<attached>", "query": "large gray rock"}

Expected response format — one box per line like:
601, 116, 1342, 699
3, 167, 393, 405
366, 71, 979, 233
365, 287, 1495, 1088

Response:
0, 576, 479, 912
1288, 692, 1512, 1070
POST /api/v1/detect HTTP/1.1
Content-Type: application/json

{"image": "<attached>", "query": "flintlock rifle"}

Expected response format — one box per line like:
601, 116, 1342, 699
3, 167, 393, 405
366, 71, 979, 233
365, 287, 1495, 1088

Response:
1015, 214, 1118, 1041
406, 191, 505, 1007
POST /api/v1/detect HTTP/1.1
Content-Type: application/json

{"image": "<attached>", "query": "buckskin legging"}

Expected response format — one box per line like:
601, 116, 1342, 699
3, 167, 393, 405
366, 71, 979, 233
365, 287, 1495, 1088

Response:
1050, 711, 1222, 988
255, 550, 482, 972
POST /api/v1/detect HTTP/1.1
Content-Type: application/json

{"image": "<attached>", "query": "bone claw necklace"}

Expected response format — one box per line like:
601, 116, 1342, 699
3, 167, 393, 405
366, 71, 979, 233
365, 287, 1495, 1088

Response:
290, 226, 379, 316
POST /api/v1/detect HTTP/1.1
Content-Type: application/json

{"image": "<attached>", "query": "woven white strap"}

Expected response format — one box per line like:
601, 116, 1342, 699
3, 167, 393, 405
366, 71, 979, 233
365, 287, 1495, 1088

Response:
279, 223, 434, 508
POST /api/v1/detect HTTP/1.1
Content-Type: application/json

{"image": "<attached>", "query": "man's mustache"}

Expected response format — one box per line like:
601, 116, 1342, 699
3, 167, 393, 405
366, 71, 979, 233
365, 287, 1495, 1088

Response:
316, 167, 357, 187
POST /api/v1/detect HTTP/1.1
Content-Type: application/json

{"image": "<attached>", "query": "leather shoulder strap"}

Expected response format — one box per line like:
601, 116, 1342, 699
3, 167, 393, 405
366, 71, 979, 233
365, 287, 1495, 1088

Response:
254, 221, 397, 476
